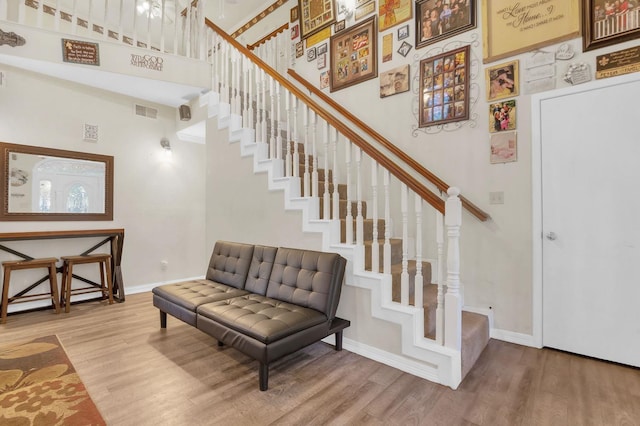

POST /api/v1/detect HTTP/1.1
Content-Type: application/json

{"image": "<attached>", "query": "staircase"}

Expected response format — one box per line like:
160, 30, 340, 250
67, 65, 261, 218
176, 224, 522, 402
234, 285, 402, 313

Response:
2, 0, 491, 389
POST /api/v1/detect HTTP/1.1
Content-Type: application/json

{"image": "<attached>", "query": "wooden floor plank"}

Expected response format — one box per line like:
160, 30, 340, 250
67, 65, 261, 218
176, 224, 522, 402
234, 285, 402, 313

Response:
1, 292, 639, 425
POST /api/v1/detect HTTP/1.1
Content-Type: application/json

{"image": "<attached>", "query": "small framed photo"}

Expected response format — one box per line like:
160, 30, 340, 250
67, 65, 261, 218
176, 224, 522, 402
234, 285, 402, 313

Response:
419, 45, 470, 128
397, 41, 412, 57
380, 64, 410, 98
398, 24, 409, 40
320, 70, 330, 89
317, 53, 327, 69
295, 41, 304, 58
355, 1, 375, 21
291, 24, 300, 40
489, 99, 516, 133
290, 6, 299, 23
490, 131, 517, 164
307, 46, 317, 62
329, 16, 378, 92
379, 0, 413, 31
486, 60, 519, 101
335, 20, 346, 33
317, 43, 328, 55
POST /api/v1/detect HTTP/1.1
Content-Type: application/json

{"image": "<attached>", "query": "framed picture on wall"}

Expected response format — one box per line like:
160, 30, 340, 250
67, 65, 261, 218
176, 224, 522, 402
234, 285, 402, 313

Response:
298, 0, 337, 40
379, 0, 413, 31
415, 0, 476, 50
380, 64, 410, 98
419, 45, 470, 127
583, 0, 640, 51
482, 0, 580, 63
489, 99, 516, 133
290, 6, 299, 23
486, 60, 519, 101
330, 16, 378, 92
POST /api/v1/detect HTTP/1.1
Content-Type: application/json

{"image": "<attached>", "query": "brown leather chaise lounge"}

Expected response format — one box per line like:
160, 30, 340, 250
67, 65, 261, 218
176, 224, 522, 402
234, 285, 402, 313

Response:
152, 240, 350, 390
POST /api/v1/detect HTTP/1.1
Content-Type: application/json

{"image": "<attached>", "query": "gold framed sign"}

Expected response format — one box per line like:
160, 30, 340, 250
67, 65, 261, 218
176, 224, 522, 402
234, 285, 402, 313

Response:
481, 0, 581, 63
298, 0, 337, 40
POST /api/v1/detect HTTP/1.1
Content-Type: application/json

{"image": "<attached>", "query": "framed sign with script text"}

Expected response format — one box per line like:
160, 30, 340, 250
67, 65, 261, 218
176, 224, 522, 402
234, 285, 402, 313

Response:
481, 0, 580, 63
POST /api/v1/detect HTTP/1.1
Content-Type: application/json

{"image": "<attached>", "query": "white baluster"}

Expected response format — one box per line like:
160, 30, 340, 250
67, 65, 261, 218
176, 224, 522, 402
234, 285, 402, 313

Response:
285, 91, 292, 176
401, 184, 409, 306
248, 63, 254, 130
323, 121, 330, 220
292, 97, 299, 178
146, 0, 152, 49
243, 58, 249, 128
303, 105, 310, 197
415, 194, 424, 309
255, 68, 261, 142
102, 0, 108, 40
184, 5, 191, 57
261, 70, 267, 145
270, 77, 276, 159
119, 0, 124, 44
355, 147, 363, 247
345, 140, 353, 245
236, 52, 242, 115
72, 0, 78, 34
436, 211, 445, 345
311, 111, 318, 198
36, 0, 44, 28
198, 0, 207, 60
371, 160, 379, 273
276, 82, 282, 160
160, 0, 166, 50
332, 128, 339, 221
173, 0, 179, 55
54, 0, 61, 31
17, 0, 26, 24
383, 170, 391, 274
444, 187, 462, 351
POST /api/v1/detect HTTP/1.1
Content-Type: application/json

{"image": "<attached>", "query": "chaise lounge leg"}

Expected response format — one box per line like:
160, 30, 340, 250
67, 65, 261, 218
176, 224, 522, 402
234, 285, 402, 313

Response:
160, 311, 167, 328
259, 363, 269, 391
335, 330, 343, 351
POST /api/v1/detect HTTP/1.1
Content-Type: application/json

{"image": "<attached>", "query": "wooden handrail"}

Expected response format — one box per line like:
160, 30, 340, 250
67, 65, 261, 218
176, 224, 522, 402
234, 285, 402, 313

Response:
205, 19, 445, 214
288, 69, 490, 222
247, 23, 289, 50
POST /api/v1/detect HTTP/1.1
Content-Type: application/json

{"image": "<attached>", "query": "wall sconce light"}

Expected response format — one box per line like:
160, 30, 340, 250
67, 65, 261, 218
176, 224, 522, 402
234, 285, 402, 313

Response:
160, 137, 171, 151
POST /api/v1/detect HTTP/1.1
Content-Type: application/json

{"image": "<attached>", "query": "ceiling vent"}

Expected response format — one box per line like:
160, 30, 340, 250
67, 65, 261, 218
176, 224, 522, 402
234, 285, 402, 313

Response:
134, 104, 158, 119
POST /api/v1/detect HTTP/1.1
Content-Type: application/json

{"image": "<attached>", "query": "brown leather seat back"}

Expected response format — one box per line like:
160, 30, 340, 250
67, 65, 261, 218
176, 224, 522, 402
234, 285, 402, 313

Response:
266, 247, 347, 319
205, 241, 254, 289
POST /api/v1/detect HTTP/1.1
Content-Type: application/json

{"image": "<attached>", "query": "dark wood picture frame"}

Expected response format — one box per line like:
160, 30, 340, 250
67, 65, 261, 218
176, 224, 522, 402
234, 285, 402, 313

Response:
419, 45, 470, 128
329, 16, 378, 92
415, 0, 476, 50
0, 142, 114, 221
298, 0, 337, 40
583, 0, 640, 51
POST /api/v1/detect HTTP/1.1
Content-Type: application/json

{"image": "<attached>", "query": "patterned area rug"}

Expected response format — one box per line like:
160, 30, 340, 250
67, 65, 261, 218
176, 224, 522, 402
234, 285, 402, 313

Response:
0, 335, 106, 425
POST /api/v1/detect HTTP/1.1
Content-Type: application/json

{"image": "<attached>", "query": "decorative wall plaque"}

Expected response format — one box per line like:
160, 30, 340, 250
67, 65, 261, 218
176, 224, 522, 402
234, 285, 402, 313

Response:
62, 39, 100, 66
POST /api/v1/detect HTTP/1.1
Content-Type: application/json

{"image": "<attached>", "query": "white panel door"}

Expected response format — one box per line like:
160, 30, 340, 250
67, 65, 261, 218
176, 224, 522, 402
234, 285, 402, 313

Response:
541, 77, 640, 367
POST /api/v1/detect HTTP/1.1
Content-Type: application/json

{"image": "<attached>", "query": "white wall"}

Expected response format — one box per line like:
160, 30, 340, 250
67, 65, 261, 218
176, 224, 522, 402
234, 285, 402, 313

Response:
0, 65, 207, 301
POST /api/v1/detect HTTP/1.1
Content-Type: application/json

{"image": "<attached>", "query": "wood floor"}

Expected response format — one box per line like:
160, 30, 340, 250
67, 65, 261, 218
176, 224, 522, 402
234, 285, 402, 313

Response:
2, 292, 639, 426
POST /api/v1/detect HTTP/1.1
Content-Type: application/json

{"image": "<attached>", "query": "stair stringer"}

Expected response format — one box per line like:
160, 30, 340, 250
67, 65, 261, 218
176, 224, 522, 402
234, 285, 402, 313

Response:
206, 98, 462, 390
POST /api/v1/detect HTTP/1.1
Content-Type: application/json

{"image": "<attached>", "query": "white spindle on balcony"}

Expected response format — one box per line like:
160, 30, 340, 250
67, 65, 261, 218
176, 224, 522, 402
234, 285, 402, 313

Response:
311, 111, 318, 198
383, 170, 391, 274
331, 128, 340, 222
72, 0, 78, 34
436, 211, 445, 345
276, 82, 282, 160
36, 0, 44, 27
260, 70, 267, 145
269, 77, 276, 159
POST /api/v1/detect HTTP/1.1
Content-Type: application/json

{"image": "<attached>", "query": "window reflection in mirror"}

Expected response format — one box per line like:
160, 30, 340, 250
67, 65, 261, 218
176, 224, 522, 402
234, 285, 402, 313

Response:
1, 143, 113, 221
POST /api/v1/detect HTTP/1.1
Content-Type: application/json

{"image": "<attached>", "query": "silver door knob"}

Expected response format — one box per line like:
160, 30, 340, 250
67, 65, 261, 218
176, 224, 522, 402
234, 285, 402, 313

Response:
546, 232, 557, 241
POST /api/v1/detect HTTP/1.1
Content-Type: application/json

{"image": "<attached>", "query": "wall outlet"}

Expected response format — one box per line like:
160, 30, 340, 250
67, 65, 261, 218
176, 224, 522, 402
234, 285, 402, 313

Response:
160, 260, 168, 271
489, 191, 504, 204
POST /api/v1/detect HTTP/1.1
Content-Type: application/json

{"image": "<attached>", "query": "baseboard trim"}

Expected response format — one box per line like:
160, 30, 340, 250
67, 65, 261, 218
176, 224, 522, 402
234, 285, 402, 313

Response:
125, 276, 205, 295
324, 336, 443, 384
490, 328, 538, 348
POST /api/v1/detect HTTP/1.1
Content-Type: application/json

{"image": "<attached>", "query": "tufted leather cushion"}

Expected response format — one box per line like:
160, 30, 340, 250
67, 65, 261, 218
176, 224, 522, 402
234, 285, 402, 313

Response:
205, 241, 254, 289
197, 294, 327, 344
152, 279, 248, 312
265, 247, 346, 318
243, 245, 278, 295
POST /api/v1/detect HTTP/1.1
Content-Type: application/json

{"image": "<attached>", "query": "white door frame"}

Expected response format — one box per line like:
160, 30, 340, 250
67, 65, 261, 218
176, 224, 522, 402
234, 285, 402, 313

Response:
530, 72, 640, 349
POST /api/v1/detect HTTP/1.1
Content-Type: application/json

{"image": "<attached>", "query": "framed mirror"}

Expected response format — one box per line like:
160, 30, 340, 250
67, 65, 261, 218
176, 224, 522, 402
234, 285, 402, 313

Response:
0, 142, 114, 221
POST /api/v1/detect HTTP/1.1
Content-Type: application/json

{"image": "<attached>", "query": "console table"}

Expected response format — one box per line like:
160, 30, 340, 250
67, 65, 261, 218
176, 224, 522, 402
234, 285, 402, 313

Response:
0, 229, 125, 306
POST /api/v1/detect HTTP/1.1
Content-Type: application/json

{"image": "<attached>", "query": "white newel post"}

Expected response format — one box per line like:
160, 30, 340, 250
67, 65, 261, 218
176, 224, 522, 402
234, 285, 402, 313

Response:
444, 187, 462, 351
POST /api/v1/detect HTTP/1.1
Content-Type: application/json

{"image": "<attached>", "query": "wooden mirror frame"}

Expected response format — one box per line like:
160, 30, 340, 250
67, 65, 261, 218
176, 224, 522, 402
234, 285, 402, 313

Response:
0, 142, 114, 221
